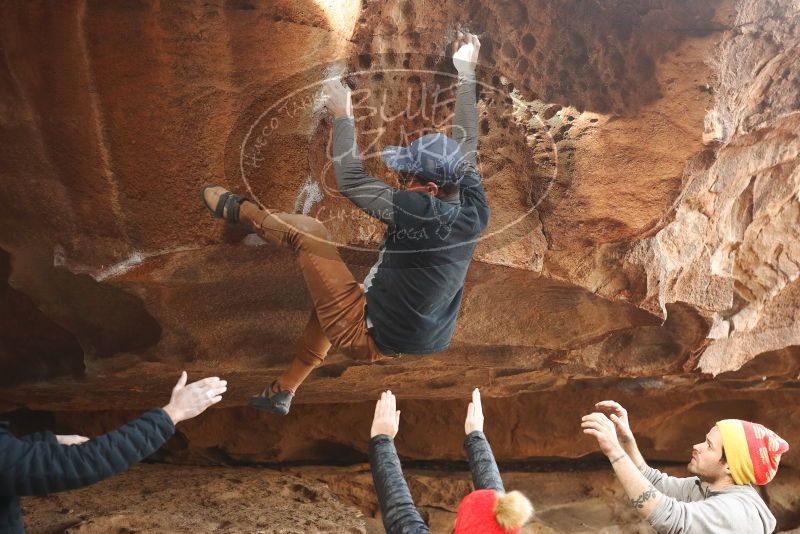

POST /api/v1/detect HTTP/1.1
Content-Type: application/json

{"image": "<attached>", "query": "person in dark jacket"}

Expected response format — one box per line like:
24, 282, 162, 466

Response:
200, 32, 488, 415
0, 371, 226, 534
369, 389, 534, 533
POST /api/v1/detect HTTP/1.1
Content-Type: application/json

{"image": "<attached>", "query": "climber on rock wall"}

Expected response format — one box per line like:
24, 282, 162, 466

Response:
583, 400, 789, 534
369, 388, 533, 534
0, 372, 226, 534
201, 32, 489, 415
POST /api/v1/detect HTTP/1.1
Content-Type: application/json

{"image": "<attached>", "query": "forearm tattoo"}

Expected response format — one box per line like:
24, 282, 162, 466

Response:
629, 486, 658, 509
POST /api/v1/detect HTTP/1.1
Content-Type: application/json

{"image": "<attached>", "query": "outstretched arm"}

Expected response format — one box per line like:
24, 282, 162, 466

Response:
0, 409, 175, 496
595, 401, 647, 471
325, 80, 396, 225
368, 391, 429, 534
463, 388, 504, 491
594, 401, 697, 499
582, 412, 664, 520
452, 33, 480, 167
0, 372, 226, 497
452, 33, 483, 194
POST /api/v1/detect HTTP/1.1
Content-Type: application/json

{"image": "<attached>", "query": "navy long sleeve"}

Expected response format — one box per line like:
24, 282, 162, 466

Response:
17, 432, 57, 446
0, 409, 175, 533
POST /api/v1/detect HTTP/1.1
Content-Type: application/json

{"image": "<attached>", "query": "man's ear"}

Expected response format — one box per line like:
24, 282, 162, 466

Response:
425, 182, 439, 196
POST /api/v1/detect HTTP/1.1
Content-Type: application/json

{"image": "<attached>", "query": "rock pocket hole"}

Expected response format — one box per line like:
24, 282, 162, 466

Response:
502, 41, 518, 59
521, 33, 536, 53
358, 54, 372, 69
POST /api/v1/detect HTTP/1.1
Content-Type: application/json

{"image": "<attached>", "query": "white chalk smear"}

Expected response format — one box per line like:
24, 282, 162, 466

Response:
54, 244, 203, 282
312, 61, 348, 117
294, 175, 324, 215
95, 252, 146, 280
242, 234, 267, 247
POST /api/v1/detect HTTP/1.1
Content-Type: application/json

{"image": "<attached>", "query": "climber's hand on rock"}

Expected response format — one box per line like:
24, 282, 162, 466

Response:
595, 400, 634, 444
162, 371, 227, 425
582, 412, 624, 458
322, 79, 352, 118
56, 435, 90, 446
453, 32, 481, 75
464, 388, 484, 435
370, 390, 400, 439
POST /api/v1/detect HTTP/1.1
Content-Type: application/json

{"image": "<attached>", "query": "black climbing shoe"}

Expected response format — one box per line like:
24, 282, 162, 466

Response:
202, 185, 247, 223
248, 381, 293, 415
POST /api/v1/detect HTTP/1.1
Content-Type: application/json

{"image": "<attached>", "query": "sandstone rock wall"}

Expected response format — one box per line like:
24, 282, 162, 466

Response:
632, 0, 800, 375
1, 0, 798, 493
16, 463, 800, 532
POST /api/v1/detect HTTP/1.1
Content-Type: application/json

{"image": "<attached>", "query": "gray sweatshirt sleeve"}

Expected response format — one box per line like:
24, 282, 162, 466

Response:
332, 116, 395, 224
647, 493, 769, 534
642, 466, 701, 501
452, 73, 482, 191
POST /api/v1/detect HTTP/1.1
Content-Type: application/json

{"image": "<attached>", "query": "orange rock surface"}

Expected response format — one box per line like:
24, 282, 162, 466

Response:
1, 0, 798, 530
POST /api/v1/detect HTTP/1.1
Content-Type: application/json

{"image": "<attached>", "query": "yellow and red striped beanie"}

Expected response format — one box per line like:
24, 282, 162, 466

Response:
716, 419, 789, 485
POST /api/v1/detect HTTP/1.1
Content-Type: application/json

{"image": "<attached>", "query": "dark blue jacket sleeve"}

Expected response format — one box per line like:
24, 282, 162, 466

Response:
18, 431, 58, 445
369, 435, 429, 534
0, 408, 174, 497
464, 431, 504, 492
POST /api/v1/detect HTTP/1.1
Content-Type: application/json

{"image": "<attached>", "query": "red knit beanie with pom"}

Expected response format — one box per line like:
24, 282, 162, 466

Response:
454, 489, 533, 534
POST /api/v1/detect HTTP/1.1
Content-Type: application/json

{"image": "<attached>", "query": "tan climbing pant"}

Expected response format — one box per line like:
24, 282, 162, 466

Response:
240, 202, 384, 367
